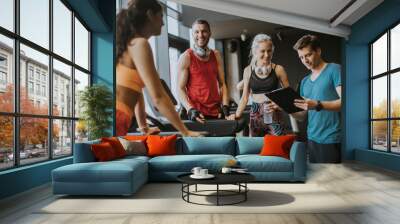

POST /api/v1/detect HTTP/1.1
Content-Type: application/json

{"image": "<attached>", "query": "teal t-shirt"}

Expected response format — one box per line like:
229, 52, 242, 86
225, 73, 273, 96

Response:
300, 63, 341, 144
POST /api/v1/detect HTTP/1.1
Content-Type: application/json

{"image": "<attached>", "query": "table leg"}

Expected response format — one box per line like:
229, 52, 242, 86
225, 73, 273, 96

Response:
217, 184, 219, 206
245, 183, 247, 201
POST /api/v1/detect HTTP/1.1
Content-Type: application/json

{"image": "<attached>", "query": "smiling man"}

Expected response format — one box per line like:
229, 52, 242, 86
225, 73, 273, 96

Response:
292, 34, 342, 163
177, 19, 230, 123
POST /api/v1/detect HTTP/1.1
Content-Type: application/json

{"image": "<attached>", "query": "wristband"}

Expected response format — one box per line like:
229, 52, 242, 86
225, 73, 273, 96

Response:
222, 105, 230, 117
188, 108, 200, 121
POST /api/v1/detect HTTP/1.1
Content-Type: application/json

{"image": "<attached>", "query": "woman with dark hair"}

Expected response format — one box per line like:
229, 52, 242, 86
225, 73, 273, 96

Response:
116, 0, 201, 137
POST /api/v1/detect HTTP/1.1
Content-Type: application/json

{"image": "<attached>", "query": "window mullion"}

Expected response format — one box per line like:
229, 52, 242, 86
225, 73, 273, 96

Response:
49, 0, 54, 159
387, 30, 391, 152
370, 45, 373, 149
71, 10, 76, 151
14, 0, 21, 166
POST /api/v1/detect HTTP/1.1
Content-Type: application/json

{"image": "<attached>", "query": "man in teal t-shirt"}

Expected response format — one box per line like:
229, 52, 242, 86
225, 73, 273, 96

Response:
292, 35, 342, 163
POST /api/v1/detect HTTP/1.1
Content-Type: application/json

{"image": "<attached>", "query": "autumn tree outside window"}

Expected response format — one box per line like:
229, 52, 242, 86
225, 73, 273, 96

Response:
0, 0, 91, 170
370, 23, 400, 154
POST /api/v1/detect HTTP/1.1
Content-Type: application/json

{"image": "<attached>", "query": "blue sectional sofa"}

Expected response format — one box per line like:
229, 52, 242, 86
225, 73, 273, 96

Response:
52, 137, 306, 196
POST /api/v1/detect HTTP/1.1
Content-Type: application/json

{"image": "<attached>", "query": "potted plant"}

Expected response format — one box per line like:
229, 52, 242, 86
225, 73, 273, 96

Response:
79, 84, 113, 140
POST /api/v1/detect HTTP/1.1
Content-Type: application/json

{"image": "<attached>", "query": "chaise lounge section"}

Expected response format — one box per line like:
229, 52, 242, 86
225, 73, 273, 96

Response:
52, 137, 306, 196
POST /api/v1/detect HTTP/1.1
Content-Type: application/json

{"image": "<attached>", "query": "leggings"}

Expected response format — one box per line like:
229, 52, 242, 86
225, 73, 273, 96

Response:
116, 110, 133, 136
249, 102, 285, 137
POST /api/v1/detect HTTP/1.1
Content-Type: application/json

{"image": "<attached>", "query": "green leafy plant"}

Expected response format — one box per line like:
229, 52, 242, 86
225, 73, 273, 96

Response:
79, 84, 113, 140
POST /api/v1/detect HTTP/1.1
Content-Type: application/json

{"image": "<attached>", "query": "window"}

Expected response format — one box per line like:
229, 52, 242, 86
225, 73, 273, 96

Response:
166, 1, 180, 37
53, 59, 72, 117
165, 1, 190, 99
35, 70, 41, 81
0, 53, 8, 91
28, 67, 34, 80
0, 0, 91, 170
370, 23, 400, 154
74, 17, 89, 70
36, 83, 41, 95
167, 16, 179, 36
169, 47, 180, 100
20, 0, 49, 49
0, 55, 7, 67
0, 71, 6, 84
0, 0, 14, 32
74, 69, 89, 119
41, 73, 46, 83
28, 81, 34, 94
53, 0, 72, 60
53, 120, 72, 158
42, 85, 46, 97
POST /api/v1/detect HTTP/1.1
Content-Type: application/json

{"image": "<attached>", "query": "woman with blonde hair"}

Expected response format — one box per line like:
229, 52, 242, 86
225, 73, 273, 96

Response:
228, 34, 290, 136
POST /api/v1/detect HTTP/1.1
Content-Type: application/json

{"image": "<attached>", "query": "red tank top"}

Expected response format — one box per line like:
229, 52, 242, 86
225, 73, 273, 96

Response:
186, 49, 221, 117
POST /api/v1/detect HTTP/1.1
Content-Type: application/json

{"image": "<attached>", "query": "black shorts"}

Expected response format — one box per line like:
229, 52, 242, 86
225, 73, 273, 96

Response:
307, 140, 341, 163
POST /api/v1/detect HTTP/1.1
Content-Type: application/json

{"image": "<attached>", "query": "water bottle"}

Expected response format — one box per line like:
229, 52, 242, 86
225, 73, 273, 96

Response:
263, 102, 273, 124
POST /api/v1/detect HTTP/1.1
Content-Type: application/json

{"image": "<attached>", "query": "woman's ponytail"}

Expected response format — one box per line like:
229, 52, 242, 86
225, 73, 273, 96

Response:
116, 0, 162, 60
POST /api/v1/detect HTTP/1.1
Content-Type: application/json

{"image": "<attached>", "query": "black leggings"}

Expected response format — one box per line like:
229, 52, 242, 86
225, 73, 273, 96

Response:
307, 140, 341, 163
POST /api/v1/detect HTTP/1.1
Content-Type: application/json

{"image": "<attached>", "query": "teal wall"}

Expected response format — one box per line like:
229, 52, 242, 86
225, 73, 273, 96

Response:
0, 0, 115, 200
0, 158, 72, 199
344, 0, 400, 170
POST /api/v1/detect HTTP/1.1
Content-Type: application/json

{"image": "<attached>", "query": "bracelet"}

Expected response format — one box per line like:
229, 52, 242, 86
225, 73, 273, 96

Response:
315, 100, 323, 112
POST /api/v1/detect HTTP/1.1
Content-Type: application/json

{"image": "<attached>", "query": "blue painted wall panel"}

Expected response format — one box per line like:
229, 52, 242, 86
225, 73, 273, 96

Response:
0, 158, 72, 199
345, 0, 400, 170
355, 149, 400, 172
0, 0, 115, 200
91, 32, 115, 135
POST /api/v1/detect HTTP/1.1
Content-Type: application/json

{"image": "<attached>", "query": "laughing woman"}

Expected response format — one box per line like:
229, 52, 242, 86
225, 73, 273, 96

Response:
116, 0, 202, 137
228, 34, 290, 136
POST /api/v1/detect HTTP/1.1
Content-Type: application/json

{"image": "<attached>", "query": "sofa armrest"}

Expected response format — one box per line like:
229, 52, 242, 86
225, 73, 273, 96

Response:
289, 141, 307, 181
73, 140, 100, 163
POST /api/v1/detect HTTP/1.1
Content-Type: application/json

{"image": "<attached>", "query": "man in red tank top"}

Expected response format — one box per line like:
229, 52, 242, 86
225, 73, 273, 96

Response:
177, 19, 230, 123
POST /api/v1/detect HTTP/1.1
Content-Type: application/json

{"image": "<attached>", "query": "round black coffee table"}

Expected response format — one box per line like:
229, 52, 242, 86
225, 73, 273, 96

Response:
177, 173, 255, 206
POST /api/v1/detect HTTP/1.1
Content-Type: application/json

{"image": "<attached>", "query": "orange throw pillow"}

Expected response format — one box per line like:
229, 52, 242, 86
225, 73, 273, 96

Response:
260, 135, 296, 159
146, 135, 177, 157
91, 142, 117, 161
101, 137, 126, 158
123, 135, 148, 141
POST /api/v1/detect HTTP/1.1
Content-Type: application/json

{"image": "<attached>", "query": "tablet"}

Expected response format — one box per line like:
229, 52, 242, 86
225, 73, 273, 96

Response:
265, 87, 304, 114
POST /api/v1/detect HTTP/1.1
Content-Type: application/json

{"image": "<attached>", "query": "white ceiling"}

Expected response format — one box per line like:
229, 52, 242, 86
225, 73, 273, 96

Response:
181, 6, 284, 39
222, 0, 353, 23
172, 0, 384, 38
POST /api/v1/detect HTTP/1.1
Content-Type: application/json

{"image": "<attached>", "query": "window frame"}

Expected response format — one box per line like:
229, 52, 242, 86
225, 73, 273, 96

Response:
0, 0, 92, 171
370, 20, 400, 154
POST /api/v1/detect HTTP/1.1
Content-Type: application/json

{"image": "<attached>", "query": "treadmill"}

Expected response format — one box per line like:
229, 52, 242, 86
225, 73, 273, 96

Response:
127, 79, 249, 136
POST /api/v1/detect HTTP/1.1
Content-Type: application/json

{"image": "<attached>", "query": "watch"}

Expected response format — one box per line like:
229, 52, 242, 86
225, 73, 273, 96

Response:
315, 100, 323, 111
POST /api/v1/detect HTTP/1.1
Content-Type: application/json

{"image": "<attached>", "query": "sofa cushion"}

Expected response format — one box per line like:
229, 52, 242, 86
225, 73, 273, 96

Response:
52, 159, 147, 183
236, 155, 293, 172
147, 135, 177, 157
177, 137, 236, 155
101, 137, 127, 158
236, 137, 263, 155
73, 140, 100, 163
118, 138, 147, 156
148, 154, 235, 172
91, 142, 118, 161
260, 135, 296, 159
115, 155, 150, 163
